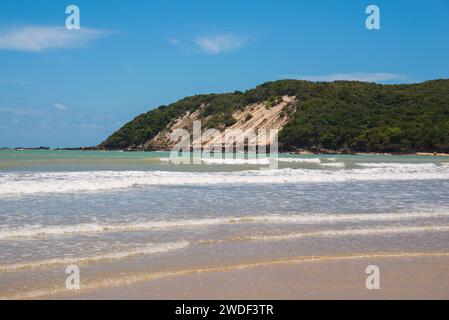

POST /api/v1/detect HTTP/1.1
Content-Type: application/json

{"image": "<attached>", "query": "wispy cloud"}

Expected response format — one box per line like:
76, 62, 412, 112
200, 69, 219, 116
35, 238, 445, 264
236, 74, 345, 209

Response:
0, 79, 30, 86
53, 103, 70, 111
166, 37, 181, 46
0, 26, 113, 52
194, 34, 246, 54
0, 107, 47, 117
282, 73, 406, 83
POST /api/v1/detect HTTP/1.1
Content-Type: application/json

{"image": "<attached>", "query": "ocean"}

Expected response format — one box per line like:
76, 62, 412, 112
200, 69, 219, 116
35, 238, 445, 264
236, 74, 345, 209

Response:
1, 149, 449, 299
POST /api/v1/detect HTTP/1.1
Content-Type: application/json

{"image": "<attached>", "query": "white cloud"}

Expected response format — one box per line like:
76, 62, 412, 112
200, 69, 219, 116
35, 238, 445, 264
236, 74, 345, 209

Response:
282, 73, 406, 83
53, 103, 70, 111
0, 26, 112, 52
194, 34, 245, 54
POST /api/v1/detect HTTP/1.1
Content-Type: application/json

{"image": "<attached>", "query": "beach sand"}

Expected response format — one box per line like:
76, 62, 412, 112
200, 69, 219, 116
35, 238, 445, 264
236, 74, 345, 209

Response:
58, 253, 449, 300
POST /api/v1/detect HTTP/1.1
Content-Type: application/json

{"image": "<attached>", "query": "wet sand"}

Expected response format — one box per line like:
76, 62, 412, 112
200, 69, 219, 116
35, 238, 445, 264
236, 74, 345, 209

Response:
59, 253, 449, 300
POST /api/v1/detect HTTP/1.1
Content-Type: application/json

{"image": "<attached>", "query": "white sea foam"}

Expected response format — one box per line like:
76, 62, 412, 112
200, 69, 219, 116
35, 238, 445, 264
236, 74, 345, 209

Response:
277, 158, 322, 164
197, 157, 322, 165
161, 157, 322, 165
1, 162, 449, 196
202, 157, 340, 166
319, 162, 346, 168
246, 225, 449, 242
0, 218, 225, 240
201, 158, 272, 165
0, 241, 189, 272
356, 163, 437, 169
1, 211, 448, 240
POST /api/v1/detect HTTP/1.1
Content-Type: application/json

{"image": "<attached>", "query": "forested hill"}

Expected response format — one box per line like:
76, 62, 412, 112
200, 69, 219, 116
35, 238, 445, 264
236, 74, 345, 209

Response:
99, 79, 449, 153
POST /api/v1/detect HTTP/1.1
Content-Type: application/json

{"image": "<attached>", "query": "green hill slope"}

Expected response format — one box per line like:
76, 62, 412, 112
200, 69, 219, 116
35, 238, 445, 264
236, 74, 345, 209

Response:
99, 79, 449, 153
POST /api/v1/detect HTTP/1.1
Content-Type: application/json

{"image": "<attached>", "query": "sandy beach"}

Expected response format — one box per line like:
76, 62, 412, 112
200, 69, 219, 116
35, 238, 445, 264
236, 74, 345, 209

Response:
49, 252, 449, 300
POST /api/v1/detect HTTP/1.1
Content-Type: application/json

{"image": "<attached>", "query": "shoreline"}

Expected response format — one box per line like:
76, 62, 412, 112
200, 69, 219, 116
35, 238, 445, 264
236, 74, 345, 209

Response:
44, 252, 449, 300
2, 147, 449, 157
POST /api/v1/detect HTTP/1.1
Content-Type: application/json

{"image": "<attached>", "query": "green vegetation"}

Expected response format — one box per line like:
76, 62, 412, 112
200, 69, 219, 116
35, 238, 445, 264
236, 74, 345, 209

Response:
99, 79, 449, 153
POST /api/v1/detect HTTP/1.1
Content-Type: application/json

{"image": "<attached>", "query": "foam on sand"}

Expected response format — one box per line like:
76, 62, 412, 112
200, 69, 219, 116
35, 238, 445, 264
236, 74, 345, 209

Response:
0, 241, 189, 273
241, 225, 449, 242
3, 251, 449, 300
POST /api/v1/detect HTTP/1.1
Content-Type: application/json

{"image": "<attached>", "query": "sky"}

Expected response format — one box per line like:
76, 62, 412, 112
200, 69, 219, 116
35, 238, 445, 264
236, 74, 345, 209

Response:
0, 0, 448, 148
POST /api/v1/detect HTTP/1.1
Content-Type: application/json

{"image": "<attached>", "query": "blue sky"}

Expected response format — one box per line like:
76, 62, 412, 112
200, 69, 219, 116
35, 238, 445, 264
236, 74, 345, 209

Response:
0, 0, 448, 147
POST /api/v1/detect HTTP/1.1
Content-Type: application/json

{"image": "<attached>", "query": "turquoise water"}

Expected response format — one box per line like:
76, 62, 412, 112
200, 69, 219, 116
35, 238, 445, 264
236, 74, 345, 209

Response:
1, 150, 449, 298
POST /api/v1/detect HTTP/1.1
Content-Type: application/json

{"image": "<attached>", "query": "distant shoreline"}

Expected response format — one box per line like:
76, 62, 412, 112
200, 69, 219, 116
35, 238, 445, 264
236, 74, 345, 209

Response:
2, 147, 449, 157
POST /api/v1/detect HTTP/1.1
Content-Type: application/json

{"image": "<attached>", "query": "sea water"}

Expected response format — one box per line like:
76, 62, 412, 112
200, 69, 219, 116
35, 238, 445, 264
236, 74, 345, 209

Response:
1, 150, 449, 298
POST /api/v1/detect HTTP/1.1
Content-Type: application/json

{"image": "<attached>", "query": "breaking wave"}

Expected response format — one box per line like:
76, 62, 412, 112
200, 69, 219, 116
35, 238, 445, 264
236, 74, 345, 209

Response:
1, 162, 449, 196
200, 158, 272, 165
162, 157, 323, 165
